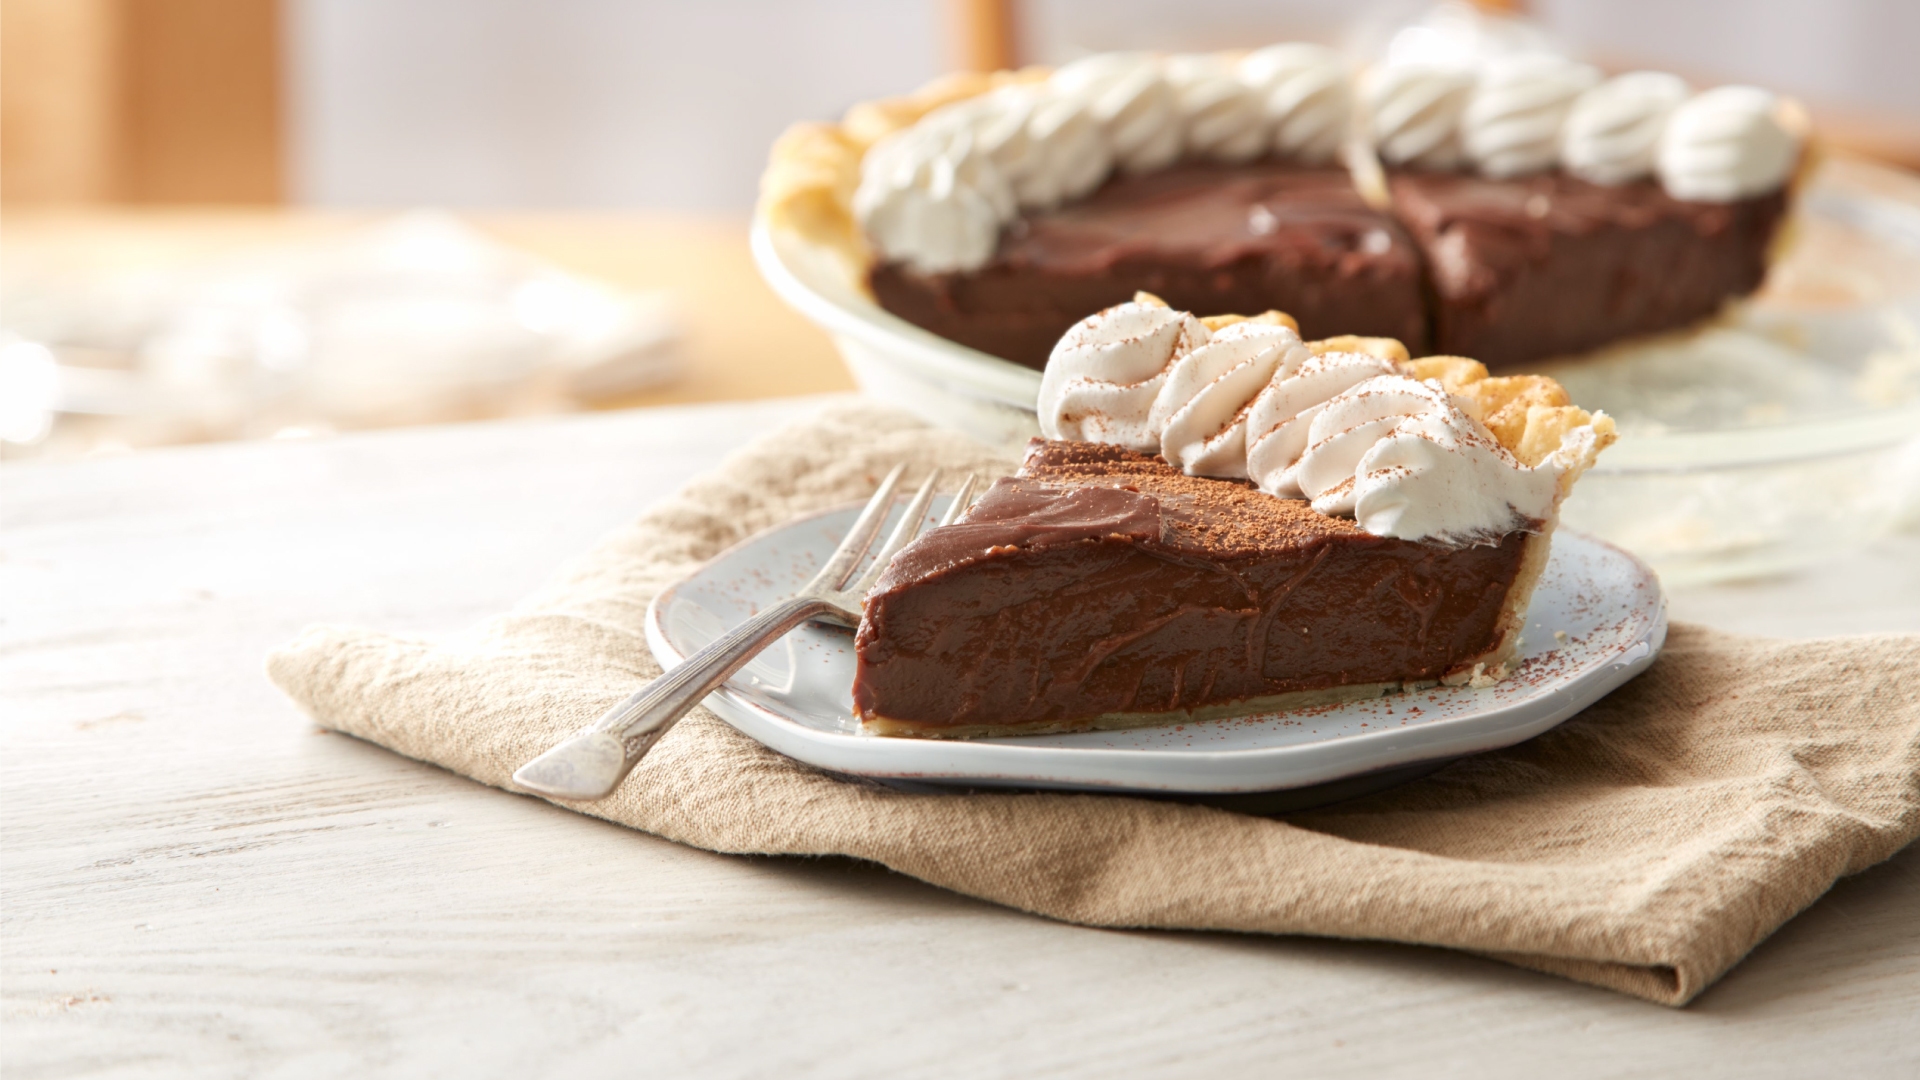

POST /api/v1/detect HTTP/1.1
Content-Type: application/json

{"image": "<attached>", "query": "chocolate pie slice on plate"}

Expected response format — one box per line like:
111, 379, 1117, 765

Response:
644, 492, 1664, 796
852, 299, 1616, 737
646, 303, 1661, 795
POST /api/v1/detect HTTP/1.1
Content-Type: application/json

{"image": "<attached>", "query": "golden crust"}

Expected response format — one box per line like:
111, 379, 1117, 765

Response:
1445, 528, 1554, 688
1134, 291, 1302, 334
1444, 376, 1610, 468
1200, 310, 1301, 333
1398, 354, 1486, 390
1317, 335, 1412, 363
1457, 400, 1618, 685
1449, 375, 1569, 452
1527, 405, 1617, 475
758, 122, 868, 257
759, 68, 1050, 267
1389, 364, 1616, 469
1486, 377, 1567, 438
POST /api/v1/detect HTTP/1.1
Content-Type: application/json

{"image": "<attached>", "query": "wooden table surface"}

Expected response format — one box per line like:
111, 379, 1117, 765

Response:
4, 397, 1918, 1079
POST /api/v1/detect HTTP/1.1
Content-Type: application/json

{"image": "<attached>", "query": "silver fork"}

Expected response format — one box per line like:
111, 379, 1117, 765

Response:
511, 466, 978, 802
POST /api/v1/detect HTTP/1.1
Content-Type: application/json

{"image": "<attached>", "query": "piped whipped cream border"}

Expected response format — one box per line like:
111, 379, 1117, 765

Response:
820, 46, 1806, 274
1036, 296, 1617, 545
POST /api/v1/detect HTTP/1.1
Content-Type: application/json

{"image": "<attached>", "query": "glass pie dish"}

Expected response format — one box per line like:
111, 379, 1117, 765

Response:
753, 156, 1920, 584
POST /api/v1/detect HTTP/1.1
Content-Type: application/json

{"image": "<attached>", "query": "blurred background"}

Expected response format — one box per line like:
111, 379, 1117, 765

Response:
4, 0, 1919, 460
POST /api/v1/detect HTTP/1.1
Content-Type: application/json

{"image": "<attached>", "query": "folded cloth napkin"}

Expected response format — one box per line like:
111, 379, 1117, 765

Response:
268, 401, 1920, 1006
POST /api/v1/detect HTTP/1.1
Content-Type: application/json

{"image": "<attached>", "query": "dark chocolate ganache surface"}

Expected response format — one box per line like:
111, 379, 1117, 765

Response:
1389, 170, 1787, 368
869, 164, 1430, 371
867, 163, 1788, 373
852, 440, 1532, 732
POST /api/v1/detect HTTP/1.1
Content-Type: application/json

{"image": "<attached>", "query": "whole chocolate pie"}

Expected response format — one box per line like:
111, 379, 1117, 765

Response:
761, 48, 1805, 371
850, 298, 1615, 738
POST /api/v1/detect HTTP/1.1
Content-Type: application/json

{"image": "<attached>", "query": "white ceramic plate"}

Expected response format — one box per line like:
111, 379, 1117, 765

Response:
645, 501, 1668, 797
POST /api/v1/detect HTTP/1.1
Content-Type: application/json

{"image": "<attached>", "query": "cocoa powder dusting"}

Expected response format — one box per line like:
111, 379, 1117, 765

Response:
1019, 438, 1367, 555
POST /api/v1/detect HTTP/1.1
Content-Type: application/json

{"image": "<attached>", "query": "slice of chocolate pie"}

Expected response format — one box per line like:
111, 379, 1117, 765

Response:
851, 298, 1614, 738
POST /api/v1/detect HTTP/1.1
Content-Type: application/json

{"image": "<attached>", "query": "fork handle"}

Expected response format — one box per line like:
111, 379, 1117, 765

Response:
602, 595, 835, 747
511, 595, 835, 801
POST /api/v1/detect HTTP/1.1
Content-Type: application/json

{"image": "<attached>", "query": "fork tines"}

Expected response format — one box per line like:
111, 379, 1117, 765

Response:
806, 468, 978, 604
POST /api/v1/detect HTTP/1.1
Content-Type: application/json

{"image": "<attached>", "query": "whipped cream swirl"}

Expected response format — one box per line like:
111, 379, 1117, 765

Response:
1052, 52, 1183, 173
1461, 54, 1599, 178
1037, 302, 1602, 542
930, 89, 1036, 185
852, 120, 1013, 273
1015, 89, 1114, 209
1246, 349, 1400, 496
1038, 301, 1209, 451
1291, 376, 1557, 541
1364, 63, 1475, 170
1164, 54, 1269, 164
1657, 85, 1800, 202
1239, 43, 1353, 164
850, 49, 1805, 275
1354, 57, 1798, 199
936, 85, 1114, 212
1153, 321, 1309, 477
855, 83, 1120, 270
1560, 71, 1689, 185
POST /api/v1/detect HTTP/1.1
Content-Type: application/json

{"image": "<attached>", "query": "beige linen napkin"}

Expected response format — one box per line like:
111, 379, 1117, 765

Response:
268, 402, 1920, 1006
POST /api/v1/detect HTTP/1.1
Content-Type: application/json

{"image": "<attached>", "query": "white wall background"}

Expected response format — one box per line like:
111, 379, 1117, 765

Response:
285, 0, 944, 210
1534, 0, 1920, 116
287, 0, 1920, 213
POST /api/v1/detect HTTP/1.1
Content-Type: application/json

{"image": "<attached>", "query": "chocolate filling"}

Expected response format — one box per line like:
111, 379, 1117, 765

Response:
1391, 170, 1788, 368
869, 164, 1429, 370
868, 162, 1786, 372
851, 440, 1533, 733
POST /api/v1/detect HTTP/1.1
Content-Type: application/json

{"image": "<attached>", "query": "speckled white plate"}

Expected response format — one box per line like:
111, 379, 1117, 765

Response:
645, 500, 1667, 797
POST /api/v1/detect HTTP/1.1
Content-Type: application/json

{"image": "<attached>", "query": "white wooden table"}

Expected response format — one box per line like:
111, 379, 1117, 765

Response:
5, 397, 1918, 1079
